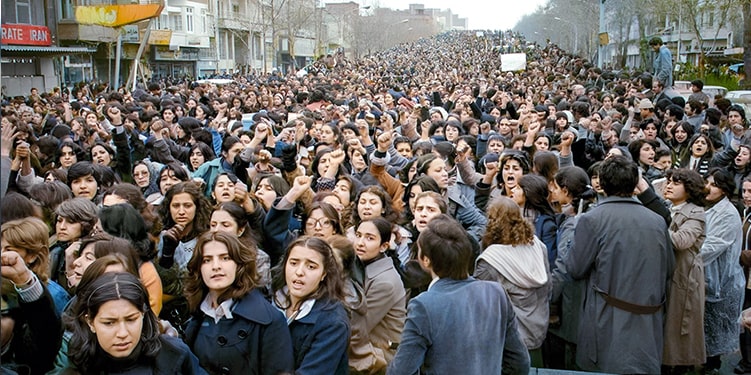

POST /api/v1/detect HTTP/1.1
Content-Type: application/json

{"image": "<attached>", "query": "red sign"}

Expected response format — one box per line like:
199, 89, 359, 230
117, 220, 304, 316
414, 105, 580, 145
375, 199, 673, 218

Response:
1, 24, 52, 46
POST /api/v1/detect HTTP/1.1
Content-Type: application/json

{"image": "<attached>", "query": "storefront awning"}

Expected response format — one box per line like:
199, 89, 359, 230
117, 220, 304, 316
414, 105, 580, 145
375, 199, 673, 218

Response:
1, 45, 97, 55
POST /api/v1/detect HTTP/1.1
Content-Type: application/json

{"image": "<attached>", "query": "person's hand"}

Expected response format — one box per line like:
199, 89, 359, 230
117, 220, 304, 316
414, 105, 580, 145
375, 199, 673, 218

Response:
254, 123, 269, 141
485, 160, 498, 177
480, 122, 491, 135
421, 120, 431, 138
348, 138, 363, 153
527, 121, 541, 135
376, 131, 391, 153
14, 141, 30, 160
633, 175, 649, 195
1, 123, 18, 158
560, 130, 575, 148
163, 223, 186, 243
1, 251, 32, 286
151, 121, 164, 140
455, 145, 471, 163
328, 149, 345, 166
381, 114, 393, 132
355, 119, 369, 137
286, 175, 312, 202
627, 106, 635, 118
257, 149, 272, 167
159, 320, 179, 337
107, 106, 123, 125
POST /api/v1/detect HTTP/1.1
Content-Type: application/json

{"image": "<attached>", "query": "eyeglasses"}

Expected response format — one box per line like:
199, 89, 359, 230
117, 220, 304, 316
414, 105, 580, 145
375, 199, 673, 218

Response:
305, 218, 333, 229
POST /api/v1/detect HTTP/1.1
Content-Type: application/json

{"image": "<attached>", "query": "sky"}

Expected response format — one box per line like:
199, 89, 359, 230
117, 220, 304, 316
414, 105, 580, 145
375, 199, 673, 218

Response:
361, 0, 550, 30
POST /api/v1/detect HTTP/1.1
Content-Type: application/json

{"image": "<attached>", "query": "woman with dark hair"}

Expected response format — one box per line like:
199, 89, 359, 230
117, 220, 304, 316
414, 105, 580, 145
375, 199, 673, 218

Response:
50, 198, 100, 293
475, 148, 528, 209
182, 232, 293, 375
272, 236, 350, 375
0, 192, 41, 225
679, 134, 714, 176
354, 218, 406, 366
509, 174, 558, 268
475, 196, 550, 367
722, 104, 749, 150
668, 121, 695, 169
102, 183, 162, 238
310, 148, 347, 192
98, 204, 163, 314
402, 175, 441, 222
152, 162, 191, 206
157, 181, 212, 330
546, 166, 597, 369
209, 202, 270, 288
63, 272, 204, 374
302, 201, 344, 240
158, 182, 212, 274
210, 173, 245, 206
28, 180, 73, 231
414, 153, 487, 244
56, 141, 83, 171
628, 139, 663, 182
532, 151, 559, 183
193, 135, 245, 197
67, 161, 102, 201
187, 142, 215, 173
319, 123, 343, 150
700, 168, 745, 372
661, 168, 707, 372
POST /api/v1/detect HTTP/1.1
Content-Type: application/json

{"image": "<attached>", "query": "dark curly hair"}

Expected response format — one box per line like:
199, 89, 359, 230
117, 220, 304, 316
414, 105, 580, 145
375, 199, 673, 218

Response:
184, 231, 259, 313
665, 168, 707, 206
483, 196, 534, 248
159, 181, 212, 241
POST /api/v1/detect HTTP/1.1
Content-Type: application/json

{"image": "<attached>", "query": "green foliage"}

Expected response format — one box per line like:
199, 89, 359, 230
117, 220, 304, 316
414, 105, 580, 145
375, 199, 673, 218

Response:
675, 61, 741, 91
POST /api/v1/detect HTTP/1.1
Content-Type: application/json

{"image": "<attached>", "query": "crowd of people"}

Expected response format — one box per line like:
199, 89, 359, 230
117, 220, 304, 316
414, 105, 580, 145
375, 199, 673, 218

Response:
2, 28, 751, 374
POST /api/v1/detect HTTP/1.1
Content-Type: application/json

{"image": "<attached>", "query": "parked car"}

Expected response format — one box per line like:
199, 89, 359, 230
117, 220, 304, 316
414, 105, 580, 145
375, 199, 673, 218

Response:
725, 90, 751, 115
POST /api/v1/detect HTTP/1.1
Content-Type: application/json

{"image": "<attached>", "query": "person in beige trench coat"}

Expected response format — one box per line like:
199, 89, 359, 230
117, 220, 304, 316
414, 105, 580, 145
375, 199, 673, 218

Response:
662, 169, 707, 370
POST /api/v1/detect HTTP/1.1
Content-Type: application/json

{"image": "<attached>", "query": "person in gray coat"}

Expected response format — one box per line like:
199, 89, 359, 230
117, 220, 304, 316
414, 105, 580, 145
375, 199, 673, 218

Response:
564, 156, 675, 374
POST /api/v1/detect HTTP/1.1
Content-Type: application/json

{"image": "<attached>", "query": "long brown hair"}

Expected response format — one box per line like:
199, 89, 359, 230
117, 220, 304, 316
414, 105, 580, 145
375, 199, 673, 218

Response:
271, 236, 344, 310
184, 231, 259, 312
483, 196, 534, 248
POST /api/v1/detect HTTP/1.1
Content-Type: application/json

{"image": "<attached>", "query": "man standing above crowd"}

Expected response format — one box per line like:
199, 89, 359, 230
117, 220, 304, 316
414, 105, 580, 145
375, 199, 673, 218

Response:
565, 156, 674, 374
650, 37, 674, 88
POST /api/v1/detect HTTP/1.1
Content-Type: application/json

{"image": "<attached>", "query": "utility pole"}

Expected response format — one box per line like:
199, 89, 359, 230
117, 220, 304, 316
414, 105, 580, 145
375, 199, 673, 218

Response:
598, 0, 605, 69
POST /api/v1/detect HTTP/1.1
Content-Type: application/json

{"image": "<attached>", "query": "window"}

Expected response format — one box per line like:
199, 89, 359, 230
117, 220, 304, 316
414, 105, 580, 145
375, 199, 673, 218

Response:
15, 0, 32, 24
159, 14, 168, 29
201, 9, 207, 33
186, 7, 194, 33
253, 32, 262, 60
170, 13, 182, 31
59, 0, 75, 20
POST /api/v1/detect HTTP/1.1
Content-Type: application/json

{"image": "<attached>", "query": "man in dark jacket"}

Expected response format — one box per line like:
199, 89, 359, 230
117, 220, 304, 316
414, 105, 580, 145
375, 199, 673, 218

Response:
564, 156, 674, 374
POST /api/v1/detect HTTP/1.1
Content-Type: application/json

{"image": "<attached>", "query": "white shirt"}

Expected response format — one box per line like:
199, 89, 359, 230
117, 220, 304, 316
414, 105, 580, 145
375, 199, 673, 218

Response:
200, 296, 234, 323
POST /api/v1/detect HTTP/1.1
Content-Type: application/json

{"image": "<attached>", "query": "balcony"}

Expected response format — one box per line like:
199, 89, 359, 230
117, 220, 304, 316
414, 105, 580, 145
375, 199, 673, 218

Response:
217, 12, 252, 31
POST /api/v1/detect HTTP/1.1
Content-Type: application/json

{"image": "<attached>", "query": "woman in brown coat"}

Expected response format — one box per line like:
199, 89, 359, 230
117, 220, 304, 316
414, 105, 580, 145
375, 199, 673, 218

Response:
661, 168, 707, 374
